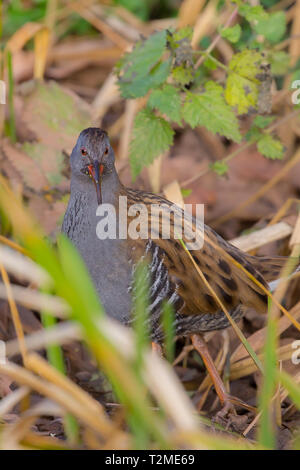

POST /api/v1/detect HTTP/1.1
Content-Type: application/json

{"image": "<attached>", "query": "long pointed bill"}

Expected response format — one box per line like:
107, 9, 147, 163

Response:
88, 163, 104, 205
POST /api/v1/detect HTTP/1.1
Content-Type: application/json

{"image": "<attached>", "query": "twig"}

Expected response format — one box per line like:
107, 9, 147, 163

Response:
195, 5, 239, 68
181, 109, 300, 188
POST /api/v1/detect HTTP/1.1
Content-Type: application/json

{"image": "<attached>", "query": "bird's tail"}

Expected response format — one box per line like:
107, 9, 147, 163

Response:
246, 254, 300, 292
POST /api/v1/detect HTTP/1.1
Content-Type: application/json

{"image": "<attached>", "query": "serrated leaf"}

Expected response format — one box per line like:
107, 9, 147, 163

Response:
220, 24, 241, 43
148, 84, 182, 124
253, 115, 275, 129
182, 81, 242, 143
116, 30, 169, 98
181, 188, 192, 198
225, 49, 263, 115
130, 109, 174, 180
171, 26, 193, 43
245, 126, 262, 142
255, 12, 286, 44
257, 134, 284, 160
172, 64, 194, 85
203, 57, 218, 70
239, 4, 268, 23
211, 161, 229, 176
269, 51, 290, 76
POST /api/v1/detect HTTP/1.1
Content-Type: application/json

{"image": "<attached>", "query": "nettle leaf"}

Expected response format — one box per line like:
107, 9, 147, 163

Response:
168, 26, 193, 45
246, 115, 275, 141
182, 81, 242, 143
211, 161, 229, 176
181, 188, 192, 198
253, 115, 275, 129
130, 108, 174, 180
220, 24, 241, 43
225, 49, 263, 115
239, 4, 268, 23
168, 27, 194, 86
148, 84, 182, 124
172, 64, 194, 85
269, 51, 290, 76
245, 126, 262, 142
203, 57, 218, 70
116, 30, 169, 98
257, 134, 284, 160
255, 11, 286, 44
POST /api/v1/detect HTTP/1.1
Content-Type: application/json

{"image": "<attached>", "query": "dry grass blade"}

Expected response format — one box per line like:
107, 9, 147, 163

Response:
178, 0, 206, 27
231, 301, 300, 363
25, 352, 112, 428
0, 245, 51, 287
0, 386, 29, 417
0, 361, 113, 437
99, 317, 199, 432
6, 322, 79, 357
0, 236, 28, 256
230, 222, 293, 252
214, 149, 300, 226
230, 343, 297, 381
34, 27, 50, 80
0, 263, 27, 363
92, 72, 120, 121
71, 3, 130, 50
0, 283, 69, 318
179, 238, 263, 373
6, 22, 45, 53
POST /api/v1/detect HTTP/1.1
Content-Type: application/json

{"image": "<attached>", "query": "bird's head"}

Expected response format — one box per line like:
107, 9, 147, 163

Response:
70, 127, 115, 205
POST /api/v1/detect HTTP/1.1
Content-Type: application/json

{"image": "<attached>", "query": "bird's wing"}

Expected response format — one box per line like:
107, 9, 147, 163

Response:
124, 188, 271, 317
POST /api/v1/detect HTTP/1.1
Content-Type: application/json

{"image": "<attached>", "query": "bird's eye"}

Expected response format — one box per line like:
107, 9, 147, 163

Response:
81, 148, 87, 156
104, 147, 109, 155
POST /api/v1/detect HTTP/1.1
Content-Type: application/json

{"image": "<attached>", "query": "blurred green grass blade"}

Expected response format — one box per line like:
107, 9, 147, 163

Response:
57, 235, 170, 448
6, 50, 16, 142
162, 301, 175, 363
132, 260, 150, 374
277, 370, 300, 410
179, 238, 263, 372
258, 298, 277, 449
41, 310, 79, 444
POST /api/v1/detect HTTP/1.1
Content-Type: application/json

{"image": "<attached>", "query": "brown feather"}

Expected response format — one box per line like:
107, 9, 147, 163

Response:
122, 186, 275, 319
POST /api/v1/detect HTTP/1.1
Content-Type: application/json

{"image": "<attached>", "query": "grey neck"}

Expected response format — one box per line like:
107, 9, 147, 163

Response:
70, 166, 122, 208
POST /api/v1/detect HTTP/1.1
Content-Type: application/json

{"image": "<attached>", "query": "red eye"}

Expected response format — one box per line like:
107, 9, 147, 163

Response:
81, 147, 87, 156
104, 147, 109, 155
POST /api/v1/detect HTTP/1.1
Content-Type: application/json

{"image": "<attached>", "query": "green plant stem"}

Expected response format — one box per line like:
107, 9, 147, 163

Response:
41, 310, 79, 444
195, 5, 239, 68
6, 50, 16, 142
194, 51, 229, 72
258, 298, 277, 449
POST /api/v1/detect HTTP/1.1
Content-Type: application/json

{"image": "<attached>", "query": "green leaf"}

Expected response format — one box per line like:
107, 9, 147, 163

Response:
168, 26, 193, 45
211, 161, 229, 176
225, 49, 263, 115
116, 30, 169, 98
181, 188, 192, 198
114, 0, 150, 21
255, 11, 286, 44
239, 4, 268, 23
220, 24, 241, 43
172, 64, 194, 85
182, 81, 242, 142
130, 109, 174, 180
148, 84, 182, 124
269, 51, 290, 76
245, 126, 262, 142
203, 57, 218, 70
253, 115, 275, 128
257, 134, 284, 159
